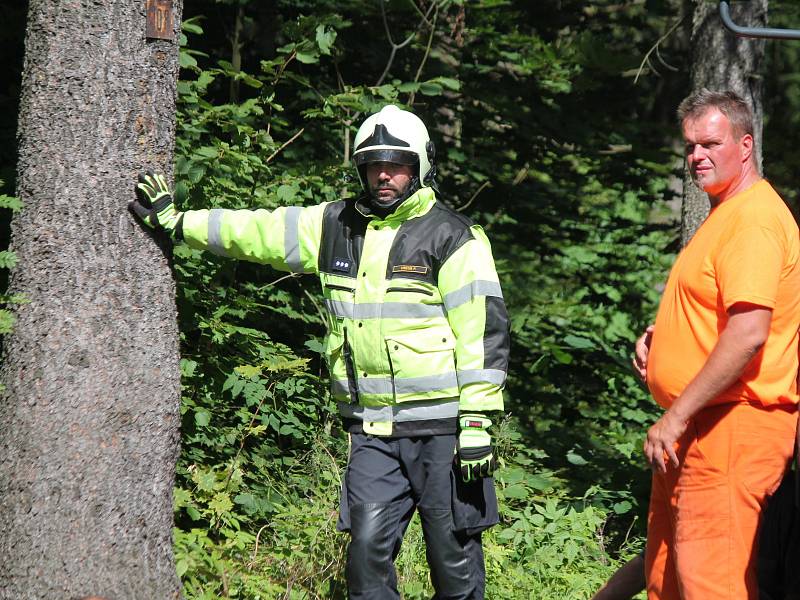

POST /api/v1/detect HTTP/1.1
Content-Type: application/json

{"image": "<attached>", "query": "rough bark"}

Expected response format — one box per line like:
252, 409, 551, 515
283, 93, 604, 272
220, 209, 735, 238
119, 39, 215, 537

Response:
0, 1, 184, 598
680, 0, 767, 246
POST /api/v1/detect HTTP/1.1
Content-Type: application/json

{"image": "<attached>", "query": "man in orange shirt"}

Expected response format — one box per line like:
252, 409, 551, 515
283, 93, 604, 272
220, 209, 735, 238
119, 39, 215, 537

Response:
633, 89, 800, 599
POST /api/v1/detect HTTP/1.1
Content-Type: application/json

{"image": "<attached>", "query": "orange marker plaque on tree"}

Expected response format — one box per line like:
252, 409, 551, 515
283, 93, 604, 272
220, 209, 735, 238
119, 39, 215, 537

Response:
146, 0, 173, 41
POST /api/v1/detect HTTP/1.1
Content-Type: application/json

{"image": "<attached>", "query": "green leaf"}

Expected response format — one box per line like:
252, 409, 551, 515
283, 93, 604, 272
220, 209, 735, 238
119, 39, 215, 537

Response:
0, 194, 22, 212
175, 558, 189, 578
194, 409, 211, 427
613, 442, 635, 459
418, 81, 444, 96
563, 334, 594, 349
304, 338, 324, 354
193, 469, 217, 493
551, 347, 573, 364
0, 251, 18, 270
296, 50, 319, 64
315, 24, 337, 55
179, 50, 198, 70
209, 492, 234, 516
238, 72, 263, 89
497, 527, 517, 541
234, 364, 262, 379
0, 309, 15, 335
613, 501, 632, 515
277, 184, 297, 203
435, 76, 460, 91
566, 450, 588, 466
397, 82, 420, 93
503, 484, 529, 500
193, 146, 218, 159
187, 165, 206, 184
180, 359, 197, 378
181, 17, 204, 35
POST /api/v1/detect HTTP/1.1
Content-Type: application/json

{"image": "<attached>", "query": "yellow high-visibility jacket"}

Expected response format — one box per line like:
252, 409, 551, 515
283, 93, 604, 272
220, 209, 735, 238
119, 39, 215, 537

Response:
181, 186, 509, 437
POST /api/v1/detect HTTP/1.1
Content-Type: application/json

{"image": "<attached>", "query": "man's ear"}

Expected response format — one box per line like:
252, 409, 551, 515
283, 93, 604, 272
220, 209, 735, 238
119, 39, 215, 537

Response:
740, 133, 754, 163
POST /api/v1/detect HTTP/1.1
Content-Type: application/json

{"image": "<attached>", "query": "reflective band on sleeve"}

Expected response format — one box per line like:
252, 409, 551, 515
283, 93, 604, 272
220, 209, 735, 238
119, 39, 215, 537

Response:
443, 280, 504, 311
338, 398, 460, 423
457, 368, 507, 387
284, 206, 303, 273
207, 209, 228, 257
324, 300, 446, 320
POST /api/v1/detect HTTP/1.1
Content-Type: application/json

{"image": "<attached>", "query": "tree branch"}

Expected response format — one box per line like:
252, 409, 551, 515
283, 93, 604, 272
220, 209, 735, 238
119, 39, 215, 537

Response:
634, 15, 685, 84
375, 0, 438, 87
456, 181, 491, 213
407, 5, 439, 106
265, 127, 305, 164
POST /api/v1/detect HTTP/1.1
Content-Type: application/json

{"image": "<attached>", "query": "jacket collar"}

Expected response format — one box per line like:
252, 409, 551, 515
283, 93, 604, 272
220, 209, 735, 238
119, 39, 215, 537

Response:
355, 187, 436, 224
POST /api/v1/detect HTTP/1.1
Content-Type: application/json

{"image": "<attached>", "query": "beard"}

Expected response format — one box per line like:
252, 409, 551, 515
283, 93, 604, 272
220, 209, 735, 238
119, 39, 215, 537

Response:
370, 183, 408, 206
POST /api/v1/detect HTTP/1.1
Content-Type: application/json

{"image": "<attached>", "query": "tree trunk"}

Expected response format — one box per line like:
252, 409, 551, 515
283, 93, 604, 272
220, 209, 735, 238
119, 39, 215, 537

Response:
0, 1, 184, 598
681, 0, 767, 246
229, 3, 245, 103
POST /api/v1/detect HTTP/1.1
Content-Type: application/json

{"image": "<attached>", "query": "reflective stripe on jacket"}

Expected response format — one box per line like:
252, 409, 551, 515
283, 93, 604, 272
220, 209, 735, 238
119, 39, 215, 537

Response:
181, 187, 509, 436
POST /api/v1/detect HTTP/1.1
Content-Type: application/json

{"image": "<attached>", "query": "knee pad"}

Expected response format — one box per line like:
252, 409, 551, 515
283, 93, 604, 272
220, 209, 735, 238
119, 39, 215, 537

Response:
346, 503, 397, 594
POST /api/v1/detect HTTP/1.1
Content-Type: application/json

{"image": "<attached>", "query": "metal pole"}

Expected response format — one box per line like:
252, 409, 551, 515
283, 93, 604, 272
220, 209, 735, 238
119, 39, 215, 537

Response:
720, 1, 800, 40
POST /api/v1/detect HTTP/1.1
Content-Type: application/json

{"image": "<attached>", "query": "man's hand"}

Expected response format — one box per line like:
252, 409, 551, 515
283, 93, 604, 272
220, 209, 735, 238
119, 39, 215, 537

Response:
457, 413, 497, 483
644, 410, 687, 473
130, 171, 183, 237
632, 324, 654, 382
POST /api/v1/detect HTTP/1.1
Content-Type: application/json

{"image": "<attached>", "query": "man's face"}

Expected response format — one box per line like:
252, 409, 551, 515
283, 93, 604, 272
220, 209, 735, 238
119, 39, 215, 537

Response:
682, 108, 752, 200
365, 162, 414, 204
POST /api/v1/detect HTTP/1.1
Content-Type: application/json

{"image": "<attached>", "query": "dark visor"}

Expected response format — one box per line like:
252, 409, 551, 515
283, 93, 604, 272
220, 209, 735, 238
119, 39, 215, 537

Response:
353, 148, 417, 166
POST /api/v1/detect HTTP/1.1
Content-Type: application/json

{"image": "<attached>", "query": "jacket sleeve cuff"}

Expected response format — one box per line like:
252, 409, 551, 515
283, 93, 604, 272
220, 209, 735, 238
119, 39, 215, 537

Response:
180, 209, 210, 249
458, 384, 504, 413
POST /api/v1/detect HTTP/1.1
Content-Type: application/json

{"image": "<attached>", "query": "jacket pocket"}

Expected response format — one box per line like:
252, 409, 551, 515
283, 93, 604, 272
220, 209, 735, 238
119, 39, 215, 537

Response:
385, 333, 457, 401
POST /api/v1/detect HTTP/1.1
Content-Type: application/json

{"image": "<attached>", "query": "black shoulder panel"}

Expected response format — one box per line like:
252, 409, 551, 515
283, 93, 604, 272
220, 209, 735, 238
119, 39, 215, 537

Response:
386, 200, 475, 283
319, 200, 369, 277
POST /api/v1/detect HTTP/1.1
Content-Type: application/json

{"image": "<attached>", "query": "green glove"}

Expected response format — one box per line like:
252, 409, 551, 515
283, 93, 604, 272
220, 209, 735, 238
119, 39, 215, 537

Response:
457, 413, 497, 483
130, 171, 183, 238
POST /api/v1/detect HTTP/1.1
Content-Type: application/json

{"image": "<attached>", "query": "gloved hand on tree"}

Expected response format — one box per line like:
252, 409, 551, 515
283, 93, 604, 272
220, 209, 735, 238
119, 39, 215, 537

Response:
130, 171, 183, 238
457, 413, 497, 483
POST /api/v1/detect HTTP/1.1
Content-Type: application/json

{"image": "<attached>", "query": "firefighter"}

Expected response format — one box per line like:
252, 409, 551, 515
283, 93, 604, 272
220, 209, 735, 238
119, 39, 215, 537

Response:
130, 105, 510, 599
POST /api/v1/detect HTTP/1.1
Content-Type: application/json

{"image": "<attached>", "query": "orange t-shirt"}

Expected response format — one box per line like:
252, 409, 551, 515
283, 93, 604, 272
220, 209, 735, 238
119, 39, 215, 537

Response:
647, 179, 800, 409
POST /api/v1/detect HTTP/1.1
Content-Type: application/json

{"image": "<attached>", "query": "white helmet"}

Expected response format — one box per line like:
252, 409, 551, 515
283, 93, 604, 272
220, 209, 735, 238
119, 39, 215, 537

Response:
352, 105, 436, 193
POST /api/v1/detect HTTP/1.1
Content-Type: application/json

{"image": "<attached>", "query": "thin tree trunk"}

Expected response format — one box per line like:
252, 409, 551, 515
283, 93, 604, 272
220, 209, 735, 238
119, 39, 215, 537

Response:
0, 1, 184, 598
681, 0, 768, 246
229, 3, 245, 103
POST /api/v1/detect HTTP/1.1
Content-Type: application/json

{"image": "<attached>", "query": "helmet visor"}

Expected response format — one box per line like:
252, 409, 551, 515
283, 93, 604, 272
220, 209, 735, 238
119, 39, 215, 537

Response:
353, 148, 418, 167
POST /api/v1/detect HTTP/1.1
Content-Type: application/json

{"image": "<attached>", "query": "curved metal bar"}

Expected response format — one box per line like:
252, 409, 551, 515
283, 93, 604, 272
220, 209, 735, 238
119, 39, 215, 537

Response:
720, 1, 800, 40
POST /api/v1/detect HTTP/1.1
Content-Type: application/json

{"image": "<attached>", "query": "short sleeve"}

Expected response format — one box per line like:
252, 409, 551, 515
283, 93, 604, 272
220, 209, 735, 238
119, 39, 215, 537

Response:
715, 225, 785, 311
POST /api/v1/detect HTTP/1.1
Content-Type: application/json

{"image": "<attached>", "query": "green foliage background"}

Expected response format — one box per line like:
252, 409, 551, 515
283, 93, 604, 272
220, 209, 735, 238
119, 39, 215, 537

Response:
169, 2, 684, 596
2, 0, 800, 598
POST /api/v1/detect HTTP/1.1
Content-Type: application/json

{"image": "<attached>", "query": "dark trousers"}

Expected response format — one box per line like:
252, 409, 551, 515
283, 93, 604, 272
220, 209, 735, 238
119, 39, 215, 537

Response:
337, 433, 497, 600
